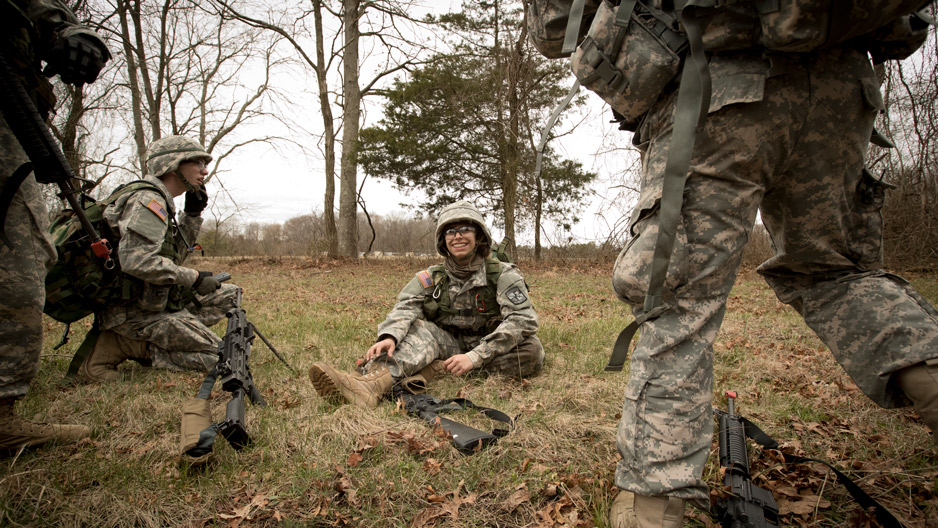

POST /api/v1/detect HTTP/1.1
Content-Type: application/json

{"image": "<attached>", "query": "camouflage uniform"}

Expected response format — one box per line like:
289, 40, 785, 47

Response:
98, 174, 235, 372
0, 0, 99, 400
612, 44, 938, 507
365, 261, 543, 381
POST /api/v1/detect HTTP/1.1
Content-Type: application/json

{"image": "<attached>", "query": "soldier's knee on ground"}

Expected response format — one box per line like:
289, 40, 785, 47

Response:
481, 338, 544, 379
80, 330, 148, 382
896, 359, 938, 441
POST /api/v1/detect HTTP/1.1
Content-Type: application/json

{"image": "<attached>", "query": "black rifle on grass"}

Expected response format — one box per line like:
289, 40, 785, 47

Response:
714, 390, 780, 528
185, 286, 295, 456
393, 388, 514, 455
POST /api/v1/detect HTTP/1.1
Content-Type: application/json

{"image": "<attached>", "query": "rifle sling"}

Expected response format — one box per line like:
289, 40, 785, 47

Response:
734, 413, 905, 528
61, 317, 102, 382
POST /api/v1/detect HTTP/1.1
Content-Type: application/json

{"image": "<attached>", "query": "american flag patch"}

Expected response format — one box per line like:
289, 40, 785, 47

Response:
145, 199, 168, 221
416, 270, 433, 288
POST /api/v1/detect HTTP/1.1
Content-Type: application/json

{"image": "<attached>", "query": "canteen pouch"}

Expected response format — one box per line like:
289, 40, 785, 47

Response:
525, 0, 601, 58
571, 0, 686, 130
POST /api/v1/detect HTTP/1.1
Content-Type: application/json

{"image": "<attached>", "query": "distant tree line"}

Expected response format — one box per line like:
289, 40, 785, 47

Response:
198, 212, 437, 258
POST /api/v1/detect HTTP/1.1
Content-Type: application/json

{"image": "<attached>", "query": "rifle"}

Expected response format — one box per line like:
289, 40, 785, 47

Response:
181, 287, 295, 459
393, 388, 514, 455
0, 51, 111, 263
714, 390, 780, 528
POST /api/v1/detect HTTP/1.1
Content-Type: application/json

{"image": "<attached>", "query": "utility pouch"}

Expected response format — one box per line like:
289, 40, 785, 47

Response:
571, 0, 687, 129
525, 0, 601, 58
137, 282, 170, 312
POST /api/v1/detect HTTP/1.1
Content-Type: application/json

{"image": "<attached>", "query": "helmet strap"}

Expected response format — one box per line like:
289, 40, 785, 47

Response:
176, 171, 199, 194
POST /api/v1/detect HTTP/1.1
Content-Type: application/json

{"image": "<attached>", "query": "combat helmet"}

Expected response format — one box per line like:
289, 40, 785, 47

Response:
144, 135, 212, 178
435, 200, 492, 257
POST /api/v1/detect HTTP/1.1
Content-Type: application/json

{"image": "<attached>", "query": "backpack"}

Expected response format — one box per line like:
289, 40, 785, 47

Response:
44, 180, 170, 323
527, 0, 932, 129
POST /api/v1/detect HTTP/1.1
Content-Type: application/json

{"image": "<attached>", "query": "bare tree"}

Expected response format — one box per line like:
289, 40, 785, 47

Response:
213, 0, 436, 258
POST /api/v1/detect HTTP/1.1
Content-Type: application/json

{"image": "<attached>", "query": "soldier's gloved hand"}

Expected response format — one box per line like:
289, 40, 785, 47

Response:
43, 31, 111, 85
192, 271, 221, 296
184, 184, 209, 216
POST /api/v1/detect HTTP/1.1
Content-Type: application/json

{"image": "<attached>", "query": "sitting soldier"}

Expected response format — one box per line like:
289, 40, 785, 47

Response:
309, 200, 544, 408
79, 135, 237, 381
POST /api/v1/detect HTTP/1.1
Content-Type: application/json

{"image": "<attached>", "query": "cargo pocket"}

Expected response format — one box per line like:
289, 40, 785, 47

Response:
846, 169, 894, 270
612, 199, 689, 305
616, 380, 711, 484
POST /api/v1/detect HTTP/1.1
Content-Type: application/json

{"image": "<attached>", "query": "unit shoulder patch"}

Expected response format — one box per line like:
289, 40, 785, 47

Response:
145, 199, 168, 222
506, 286, 528, 305
416, 270, 434, 289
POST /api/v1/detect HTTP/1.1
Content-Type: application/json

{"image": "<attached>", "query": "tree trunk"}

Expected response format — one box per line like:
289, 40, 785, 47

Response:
313, 0, 339, 258
118, 0, 148, 174
338, 0, 362, 258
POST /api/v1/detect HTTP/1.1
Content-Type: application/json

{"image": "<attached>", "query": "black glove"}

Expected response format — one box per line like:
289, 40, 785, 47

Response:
43, 33, 110, 85
184, 184, 209, 216
192, 271, 221, 296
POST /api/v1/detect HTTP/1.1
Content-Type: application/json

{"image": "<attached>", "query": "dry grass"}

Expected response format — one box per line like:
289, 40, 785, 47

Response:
2, 257, 935, 527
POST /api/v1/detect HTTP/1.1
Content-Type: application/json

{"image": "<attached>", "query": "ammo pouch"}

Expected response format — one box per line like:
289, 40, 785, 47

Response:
570, 1, 687, 130
751, 0, 931, 52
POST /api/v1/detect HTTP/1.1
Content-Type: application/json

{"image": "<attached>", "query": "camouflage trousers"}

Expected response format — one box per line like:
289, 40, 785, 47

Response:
366, 319, 544, 380
103, 283, 239, 372
0, 117, 56, 400
611, 47, 938, 506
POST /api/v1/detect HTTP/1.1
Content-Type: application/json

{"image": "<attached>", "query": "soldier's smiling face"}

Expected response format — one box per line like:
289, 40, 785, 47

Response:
444, 223, 477, 263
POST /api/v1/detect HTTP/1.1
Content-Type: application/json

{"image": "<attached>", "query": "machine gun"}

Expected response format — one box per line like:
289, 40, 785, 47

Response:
0, 52, 111, 262
393, 388, 514, 455
180, 286, 295, 461
714, 390, 780, 528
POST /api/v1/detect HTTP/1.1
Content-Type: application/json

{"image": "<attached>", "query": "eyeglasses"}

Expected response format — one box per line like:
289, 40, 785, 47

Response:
185, 159, 208, 170
444, 225, 476, 238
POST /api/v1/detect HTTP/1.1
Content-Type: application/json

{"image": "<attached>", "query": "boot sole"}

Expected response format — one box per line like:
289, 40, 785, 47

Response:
308, 364, 347, 404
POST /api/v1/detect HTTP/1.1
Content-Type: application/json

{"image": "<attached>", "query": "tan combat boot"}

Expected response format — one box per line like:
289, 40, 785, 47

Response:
309, 362, 393, 409
0, 398, 91, 450
79, 330, 149, 382
399, 360, 449, 394
896, 360, 938, 442
609, 490, 685, 528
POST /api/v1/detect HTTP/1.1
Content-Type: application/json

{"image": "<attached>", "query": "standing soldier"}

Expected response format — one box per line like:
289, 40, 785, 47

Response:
309, 201, 544, 408
0, 0, 109, 449
77, 136, 238, 381
589, 4, 938, 528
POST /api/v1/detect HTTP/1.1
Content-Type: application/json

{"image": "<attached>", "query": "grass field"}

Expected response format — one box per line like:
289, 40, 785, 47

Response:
2, 257, 936, 527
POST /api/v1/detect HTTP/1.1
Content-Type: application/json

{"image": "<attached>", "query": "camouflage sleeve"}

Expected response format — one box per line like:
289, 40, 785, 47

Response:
375, 274, 429, 344
466, 264, 539, 367
113, 190, 199, 287
23, 0, 78, 48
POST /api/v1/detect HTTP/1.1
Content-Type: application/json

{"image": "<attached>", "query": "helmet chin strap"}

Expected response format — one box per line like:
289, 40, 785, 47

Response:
176, 171, 201, 195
